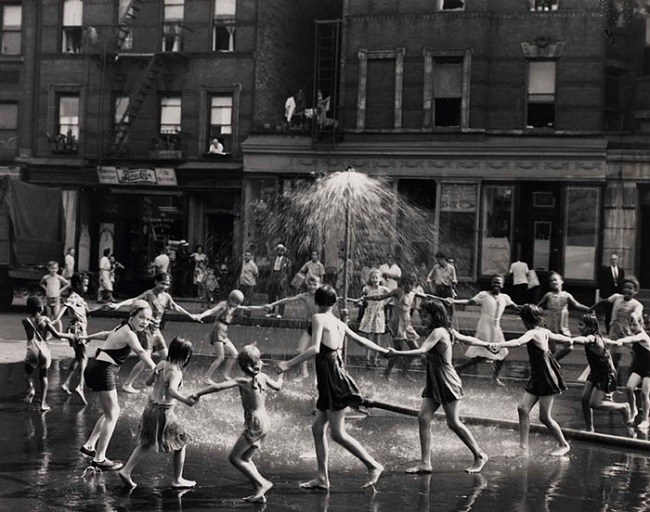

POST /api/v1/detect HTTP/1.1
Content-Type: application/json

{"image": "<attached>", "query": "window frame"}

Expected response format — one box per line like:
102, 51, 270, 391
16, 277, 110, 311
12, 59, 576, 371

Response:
198, 84, 241, 156
525, 59, 557, 130
479, 184, 516, 278
212, 0, 236, 52
159, 94, 182, 137
423, 49, 471, 130
529, 0, 559, 11
437, 0, 465, 11
57, 93, 80, 139
0, 4, 22, 55
117, 0, 134, 50
208, 95, 233, 152
61, 0, 84, 53
0, 101, 18, 155
562, 186, 601, 283
162, 0, 184, 52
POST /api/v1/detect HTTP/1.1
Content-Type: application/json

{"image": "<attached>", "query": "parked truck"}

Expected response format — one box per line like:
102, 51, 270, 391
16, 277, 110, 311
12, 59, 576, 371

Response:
0, 177, 65, 310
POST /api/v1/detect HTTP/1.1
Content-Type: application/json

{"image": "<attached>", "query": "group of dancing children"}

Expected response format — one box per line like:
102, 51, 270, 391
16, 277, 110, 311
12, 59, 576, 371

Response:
20, 268, 650, 503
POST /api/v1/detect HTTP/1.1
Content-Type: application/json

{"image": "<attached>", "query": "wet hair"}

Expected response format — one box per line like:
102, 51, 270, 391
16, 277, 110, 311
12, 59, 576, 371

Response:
155, 272, 170, 283
549, 272, 563, 282
400, 274, 416, 288
26, 296, 43, 315
421, 299, 452, 330
315, 285, 337, 307
367, 268, 381, 284
129, 299, 151, 318
228, 289, 245, 303
579, 314, 600, 336
435, 251, 447, 260
520, 304, 545, 328
490, 274, 504, 283
622, 276, 640, 292
167, 337, 193, 367
47, 260, 58, 268
70, 273, 86, 294
237, 344, 262, 376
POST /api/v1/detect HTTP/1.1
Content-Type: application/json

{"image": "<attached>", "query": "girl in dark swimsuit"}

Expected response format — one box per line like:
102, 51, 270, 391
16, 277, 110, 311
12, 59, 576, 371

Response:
276, 285, 388, 491
79, 300, 156, 471
570, 314, 632, 432
489, 304, 572, 456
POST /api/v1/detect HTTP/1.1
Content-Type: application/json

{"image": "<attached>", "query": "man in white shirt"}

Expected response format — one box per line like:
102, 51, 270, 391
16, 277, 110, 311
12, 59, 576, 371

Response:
300, 250, 326, 283
378, 254, 401, 290
238, 251, 259, 306
153, 246, 170, 274
267, 244, 291, 317
63, 247, 76, 279
508, 260, 530, 304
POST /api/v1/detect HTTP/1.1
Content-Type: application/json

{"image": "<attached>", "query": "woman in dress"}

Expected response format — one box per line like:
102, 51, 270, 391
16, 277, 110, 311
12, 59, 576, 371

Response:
191, 245, 209, 297
276, 285, 388, 490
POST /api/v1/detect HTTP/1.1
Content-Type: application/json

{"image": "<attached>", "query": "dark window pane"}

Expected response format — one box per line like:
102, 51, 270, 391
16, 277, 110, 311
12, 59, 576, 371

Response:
434, 98, 461, 127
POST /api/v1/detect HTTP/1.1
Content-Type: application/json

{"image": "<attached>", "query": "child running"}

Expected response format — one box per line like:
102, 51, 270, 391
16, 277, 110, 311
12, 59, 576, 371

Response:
118, 337, 197, 490
276, 285, 388, 491
357, 269, 389, 367
449, 274, 520, 386
266, 276, 321, 380
385, 299, 491, 474
570, 314, 632, 432
109, 272, 201, 393
613, 315, 650, 429
23, 296, 75, 411
192, 345, 283, 503
39, 260, 70, 333
537, 272, 590, 361
198, 289, 265, 382
56, 273, 99, 404
488, 304, 572, 456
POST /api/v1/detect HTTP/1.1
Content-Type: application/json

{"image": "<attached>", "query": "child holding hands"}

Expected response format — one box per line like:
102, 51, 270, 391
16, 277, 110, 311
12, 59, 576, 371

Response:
118, 337, 197, 490
192, 345, 283, 504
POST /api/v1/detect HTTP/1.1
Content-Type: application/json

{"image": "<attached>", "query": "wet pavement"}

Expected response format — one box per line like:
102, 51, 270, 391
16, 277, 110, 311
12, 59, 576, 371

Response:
2, 360, 650, 512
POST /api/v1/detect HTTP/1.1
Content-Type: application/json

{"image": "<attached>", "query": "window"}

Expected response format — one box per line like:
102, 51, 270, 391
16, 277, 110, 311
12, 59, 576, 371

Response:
527, 60, 556, 128
114, 94, 129, 127
58, 95, 79, 138
62, 0, 83, 53
162, 0, 183, 52
438, 0, 465, 10
530, 0, 558, 11
209, 96, 232, 152
563, 187, 600, 280
0, 102, 18, 153
481, 186, 514, 276
213, 0, 236, 51
160, 95, 181, 150
433, 60, 463, 127
118, 0, 133, 50
644, 18, 650, 75
1, 5, 21, 55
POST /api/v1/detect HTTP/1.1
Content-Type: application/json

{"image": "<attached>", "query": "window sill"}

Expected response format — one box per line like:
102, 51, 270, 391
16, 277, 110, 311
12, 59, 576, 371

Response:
0, 54, 24, 63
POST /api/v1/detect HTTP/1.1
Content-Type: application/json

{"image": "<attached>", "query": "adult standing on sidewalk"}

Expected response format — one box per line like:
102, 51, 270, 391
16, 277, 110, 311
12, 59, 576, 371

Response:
266, 244, 291, 318
191, 244, 209, 297
63, 248, 76, 280
426, 251, 457, 299
597, 253, 625, 334
153, 245, 171, 274
300, 250, 326, 284
98, 248, 113, 303
238, 250, 259, 306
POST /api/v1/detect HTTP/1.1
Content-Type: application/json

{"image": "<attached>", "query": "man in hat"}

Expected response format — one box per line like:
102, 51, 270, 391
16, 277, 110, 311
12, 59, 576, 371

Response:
267, 244, 292, 318
427, 251, 457, 299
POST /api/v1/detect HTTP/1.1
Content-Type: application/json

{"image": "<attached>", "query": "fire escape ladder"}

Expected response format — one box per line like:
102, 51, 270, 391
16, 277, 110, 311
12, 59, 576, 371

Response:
108, 55, 164, 155
312, 20, 341, 144
117, 0, 144, 50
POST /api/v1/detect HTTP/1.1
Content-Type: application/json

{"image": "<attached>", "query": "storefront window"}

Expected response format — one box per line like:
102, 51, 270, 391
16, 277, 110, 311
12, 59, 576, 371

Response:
481, 186, 513, 275
438, 183, 478, 278
564, 187, 600, 280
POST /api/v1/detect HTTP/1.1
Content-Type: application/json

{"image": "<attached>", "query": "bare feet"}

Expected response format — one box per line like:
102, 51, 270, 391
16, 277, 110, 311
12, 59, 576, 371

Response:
493, 378, 505, 387
638, 420, 649, 430
121, 384, 139, 394
466, 454, 488, 474
299, 478, 330, 491
519, 445, 530, 457
550, 445, 571, 457
117, 470, 137, 490
74, 386, 88, 405
362, 464, 384, 489
61, 383, 71, 395
40, 403, 51, 412
171, 478, 196, 488
405, 463, 433, 474
243, 494, 267, 504
622, 404, 633, 425
244, 479, 273, 503
24, 390, 35, 404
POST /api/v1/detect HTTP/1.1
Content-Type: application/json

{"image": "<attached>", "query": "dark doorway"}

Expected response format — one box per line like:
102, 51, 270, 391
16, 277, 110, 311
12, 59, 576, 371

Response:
639, 187, 650, 288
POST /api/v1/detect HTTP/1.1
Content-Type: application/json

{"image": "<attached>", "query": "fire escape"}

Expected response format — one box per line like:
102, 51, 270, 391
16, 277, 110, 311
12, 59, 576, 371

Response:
312, 20, 341, 144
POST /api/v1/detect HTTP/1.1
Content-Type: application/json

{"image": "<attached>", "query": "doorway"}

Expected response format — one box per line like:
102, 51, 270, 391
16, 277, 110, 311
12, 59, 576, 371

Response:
639, 187, 650, 288
205, 212, 234, 267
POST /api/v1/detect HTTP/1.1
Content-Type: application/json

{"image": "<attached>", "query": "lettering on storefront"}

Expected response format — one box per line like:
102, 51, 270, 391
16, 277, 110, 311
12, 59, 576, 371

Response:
97, 166, 178, 186
440, 183, 477, 212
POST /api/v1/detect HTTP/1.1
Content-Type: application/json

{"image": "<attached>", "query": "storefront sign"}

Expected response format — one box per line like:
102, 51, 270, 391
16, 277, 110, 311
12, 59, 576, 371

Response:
97, 166, 178, 186
440, 183, 477, 212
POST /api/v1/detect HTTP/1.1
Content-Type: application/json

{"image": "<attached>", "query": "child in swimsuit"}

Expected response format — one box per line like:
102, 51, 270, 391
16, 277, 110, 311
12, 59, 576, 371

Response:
489, 304, 572, 456
39, 260, 70, 333
23, 295, 75, 411
386, 299, 491, 474
570, 314, 632, 432
192, 345, 283, 504
118, 337, 197, 490
198, 289, 265, 382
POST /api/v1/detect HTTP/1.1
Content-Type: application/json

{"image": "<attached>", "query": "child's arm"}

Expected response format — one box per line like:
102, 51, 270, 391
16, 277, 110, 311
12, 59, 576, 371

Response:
277, 315, 323, 373
566, 293, 590, 312
386, 331, 438, 358
145, 361, 164, 386
344, 324, 389, 354
196, 301, 226, 321
615, 332, 648, 345
52, 304, 68, 324
537, 293, 550, 309
58, 275, 71, 294
263, 372, 284, 391
168, 297, 201, 321
39, 276, 47, 293
267, 294, 301, 308
107, 295, 140, 310
451, 330, 496, 348
43, 318, 74, 342
589, 298, 610, 312
491, 331, 535, 349
193, 379, 239, 398
80, 330, 112, 342
548, 332, 574, 346
125, 334, 156, 370
167, 370, 195, 406
363, 289, 398, 302
448, 297, 478, 306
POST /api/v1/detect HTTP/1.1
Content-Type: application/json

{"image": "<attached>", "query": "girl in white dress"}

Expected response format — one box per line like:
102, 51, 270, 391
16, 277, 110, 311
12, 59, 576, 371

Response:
448, 274, 521, 386
358, 269, 390, 366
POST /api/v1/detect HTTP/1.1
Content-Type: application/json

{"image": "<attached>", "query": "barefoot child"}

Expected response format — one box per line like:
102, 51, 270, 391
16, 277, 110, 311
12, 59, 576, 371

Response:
23, 296, 75, 411
39, 261, 70, 333
198, 289, 265, 382
56, 273, 100, 404
537, 272, 590, 361
489, 304, 572, 456
450, 274, 520, 386
357, 269, 389, 367
192, 345, 283, 503
570, 314, 631, 432
266, 275, 321, 380
386, 300, 490, 474
118, 337, 197, 490
108, 272, 201, 393
613, 315, 650, 429
277, 285, 388, 490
